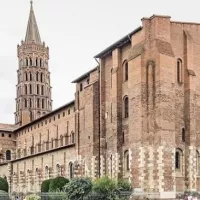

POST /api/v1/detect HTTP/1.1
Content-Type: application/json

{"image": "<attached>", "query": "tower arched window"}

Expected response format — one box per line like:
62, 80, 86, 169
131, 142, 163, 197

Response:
182, 128, 185, 142
25, 85, 28, 95
42, 99, 45, 109
37, 85, 40, 95
29, 99, 32, 108
69, 162, 74, 179
41, 73, 44, 83
175, 148, 183, 171
25, 72, 28, 81
124, 96, 129, 118
30, 73, 32, 81
177, 59, 182, 83
123, 61, 128, 81
29, 58, 32, 66
40, 59, 42, 67
41, 86, 44, 95
26, 58, 28, 66
36, 73, 39, 81
36, 58, 38, 67
6, 150, 11, 161
37, 98, 40, 108
29, 84, 32, 94
24, 99, 27, 108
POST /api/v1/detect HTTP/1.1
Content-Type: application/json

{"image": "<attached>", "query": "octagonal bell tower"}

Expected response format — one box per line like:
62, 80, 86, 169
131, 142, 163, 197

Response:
15, 1, 52, 126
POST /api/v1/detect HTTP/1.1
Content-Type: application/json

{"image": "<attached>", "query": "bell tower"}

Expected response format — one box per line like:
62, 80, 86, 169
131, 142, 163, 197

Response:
15, 1, 52, 126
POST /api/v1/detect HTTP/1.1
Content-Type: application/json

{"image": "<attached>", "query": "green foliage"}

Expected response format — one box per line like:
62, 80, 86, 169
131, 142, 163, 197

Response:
0, 177, 8, 192
49, 177, 69, 192
25, 194, 41, 200
41, 179, 53, 192
117, 179, 132, 191
63, 178, 92, 200
92, 176, 119, 200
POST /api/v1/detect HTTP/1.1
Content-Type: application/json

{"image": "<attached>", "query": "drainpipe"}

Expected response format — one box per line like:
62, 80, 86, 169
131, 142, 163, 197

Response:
95, 57, 101, 178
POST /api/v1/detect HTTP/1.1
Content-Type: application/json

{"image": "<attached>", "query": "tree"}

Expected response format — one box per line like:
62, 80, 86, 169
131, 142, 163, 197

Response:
0, 177, 8, 192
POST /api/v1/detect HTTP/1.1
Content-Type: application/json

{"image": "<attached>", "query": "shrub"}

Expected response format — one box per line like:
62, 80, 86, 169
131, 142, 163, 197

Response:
92, 176, 118, 200
25, 194, 41, 200
117, 179, 132, 191
41, 179, 53, 192
49, 177, 69, 192
0, 177, 8, 192
63, 178, 92, 200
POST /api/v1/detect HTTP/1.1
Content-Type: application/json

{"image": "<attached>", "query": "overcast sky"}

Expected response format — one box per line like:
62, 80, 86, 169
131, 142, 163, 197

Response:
0, 0, 199, 124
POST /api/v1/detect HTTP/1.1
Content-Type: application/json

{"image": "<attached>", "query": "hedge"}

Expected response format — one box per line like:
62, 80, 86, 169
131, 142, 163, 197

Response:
48, 177, 69, 192
41, 179, 53, 192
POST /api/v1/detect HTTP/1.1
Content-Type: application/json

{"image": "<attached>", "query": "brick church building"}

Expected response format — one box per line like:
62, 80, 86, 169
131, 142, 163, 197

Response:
0, 1, 200, 199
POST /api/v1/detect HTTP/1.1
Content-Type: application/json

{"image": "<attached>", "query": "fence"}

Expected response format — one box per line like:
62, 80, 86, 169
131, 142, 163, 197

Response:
10, 191, 133, 200
0, 193, 9, 200
6, 191, 200, 200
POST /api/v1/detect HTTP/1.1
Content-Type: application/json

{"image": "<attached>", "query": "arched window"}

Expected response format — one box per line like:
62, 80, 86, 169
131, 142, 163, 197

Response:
29, 84, 32, 94
41, 73, 44, 83
124, 96, 129, 118
29, 58, 32, 66
45, 166, 49, 179
25, 72, 28, 81
40, 59, 42, 67
37, 85, 40, 95
36, 58, 38, 67
69, 162, 74, 179
177, 59, 182, 83
71, 132, 75, 143
26, 58, 28, 66
42, 99, 45, 109
37, 98, 40, 108
29, 99, 32, 108
24, 99, 27, 108
36, 73, 39, 81
197, 150, 200, 175
124, 150, 129, 174
30, 73, 32, 81
41, 85, 44, 95
80, 83, 83, 92
25, 85, 27, 94
6, 150, 11, 160
56, 164, 61, 176
175, 148, 183, 171
124, 61, 128, 81
182, 128, 185, 142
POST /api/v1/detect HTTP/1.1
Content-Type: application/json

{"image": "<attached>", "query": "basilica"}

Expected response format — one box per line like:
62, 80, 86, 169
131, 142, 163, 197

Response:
1, 2, 200, 199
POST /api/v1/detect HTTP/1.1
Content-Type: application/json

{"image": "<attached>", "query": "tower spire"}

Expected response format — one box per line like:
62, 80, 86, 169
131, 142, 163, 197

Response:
25, 1, 41, 44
